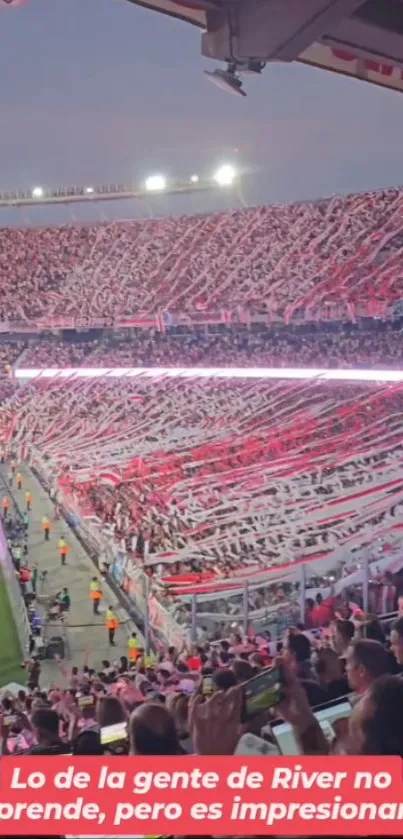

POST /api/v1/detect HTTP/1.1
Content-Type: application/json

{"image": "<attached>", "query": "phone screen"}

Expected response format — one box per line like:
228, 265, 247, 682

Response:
78, 695, 95, 709
202, 676, 214, 697
100, 722, 128, 745
242, 667, 283, 720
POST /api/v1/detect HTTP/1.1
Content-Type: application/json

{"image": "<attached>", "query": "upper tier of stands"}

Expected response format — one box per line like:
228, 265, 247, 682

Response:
1, 187, 403, 325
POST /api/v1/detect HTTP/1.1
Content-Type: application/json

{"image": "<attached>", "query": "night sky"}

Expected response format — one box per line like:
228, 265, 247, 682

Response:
1, 0, 403, 224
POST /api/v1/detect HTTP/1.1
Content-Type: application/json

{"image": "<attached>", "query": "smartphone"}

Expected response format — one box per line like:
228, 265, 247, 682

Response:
7, 734, 30, 753
77, 695, 95, 709
100, 722, 128, 745
242, 666, 283, 722
202, 676, 214, 697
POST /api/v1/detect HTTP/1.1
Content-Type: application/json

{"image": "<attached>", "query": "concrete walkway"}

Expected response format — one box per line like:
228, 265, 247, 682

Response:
1, 465, 140, 686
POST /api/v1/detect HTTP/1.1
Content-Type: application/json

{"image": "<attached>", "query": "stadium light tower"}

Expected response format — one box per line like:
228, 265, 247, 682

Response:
145, 174, 167, 192
190, 174, 199, 183
32, 186, 44, 198
213, 165, 237, 187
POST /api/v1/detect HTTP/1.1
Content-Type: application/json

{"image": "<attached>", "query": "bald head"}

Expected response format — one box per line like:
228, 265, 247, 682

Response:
129, 702, 180, 755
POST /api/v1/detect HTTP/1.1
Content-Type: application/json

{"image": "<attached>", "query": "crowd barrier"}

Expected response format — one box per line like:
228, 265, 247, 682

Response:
0, 485, 31, 659
0, 300, 399, 335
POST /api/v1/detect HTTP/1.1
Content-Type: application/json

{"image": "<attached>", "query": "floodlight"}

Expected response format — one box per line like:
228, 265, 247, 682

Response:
205, 69, 246, 98
145, 174, 167, 192
32, 186, 44, 199
213, 165, 236, 187
190, 174, 199, 183
85, 186, 94, 194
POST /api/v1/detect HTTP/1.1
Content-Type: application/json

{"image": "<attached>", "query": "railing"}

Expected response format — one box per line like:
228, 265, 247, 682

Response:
0, 303, 399, 335
0, 516, 31, 660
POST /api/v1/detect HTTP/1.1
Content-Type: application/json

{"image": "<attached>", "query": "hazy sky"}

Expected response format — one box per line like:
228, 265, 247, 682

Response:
1, 0, 403, 220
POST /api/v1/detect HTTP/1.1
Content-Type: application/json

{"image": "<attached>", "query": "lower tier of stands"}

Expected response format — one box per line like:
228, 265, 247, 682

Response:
0, 372, 400, 647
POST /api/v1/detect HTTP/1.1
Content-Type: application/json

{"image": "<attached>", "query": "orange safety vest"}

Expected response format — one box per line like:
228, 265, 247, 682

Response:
107, 619, 118, 630
91, 589, 102, 601
106, 615, 119, 630
2, 496, 10, 510
128, 638, 139, 661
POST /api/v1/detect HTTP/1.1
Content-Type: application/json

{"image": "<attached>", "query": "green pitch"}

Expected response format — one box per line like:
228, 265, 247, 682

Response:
0, 568, 25, 687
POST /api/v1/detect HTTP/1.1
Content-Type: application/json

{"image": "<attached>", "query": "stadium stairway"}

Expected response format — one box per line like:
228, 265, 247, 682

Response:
1, 465, 143, 686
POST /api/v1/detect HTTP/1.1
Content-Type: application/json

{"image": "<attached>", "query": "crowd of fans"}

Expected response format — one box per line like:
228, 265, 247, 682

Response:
13, 319, 403, 370
5, 376, 403, 569
2, 440, 403, 763
2, 189, 403, 829
0, 340, 24, 370
0, 187, 403, 324
17, 337, 98, 369
2, 614, 403, 760
2, 368, 402, 644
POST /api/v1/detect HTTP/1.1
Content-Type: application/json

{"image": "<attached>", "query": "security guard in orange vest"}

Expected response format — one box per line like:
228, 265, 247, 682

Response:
106, 607, 119, 646
2, 495, 10, 519
58, 537, 69, 565
25, 490, 32, 511
90, 578, 103, 615
17, 472, 23, 490
42, 516, 51, 541
128, 632, 139, 662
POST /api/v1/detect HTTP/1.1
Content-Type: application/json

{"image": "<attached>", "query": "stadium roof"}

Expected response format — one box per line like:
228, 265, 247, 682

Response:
126, 0, 403, 95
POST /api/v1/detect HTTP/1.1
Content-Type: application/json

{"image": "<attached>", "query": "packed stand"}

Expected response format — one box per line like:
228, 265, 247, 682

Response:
19, 320, 403, 370
3, 373, 403, 645
0, 381, 19, 404
0, 340, 25, 373
1, 187, 403, 324
21, 337, 99, 368
7, 376, 403, 568
86, 322, 403, 370
2, 612, 403, 762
